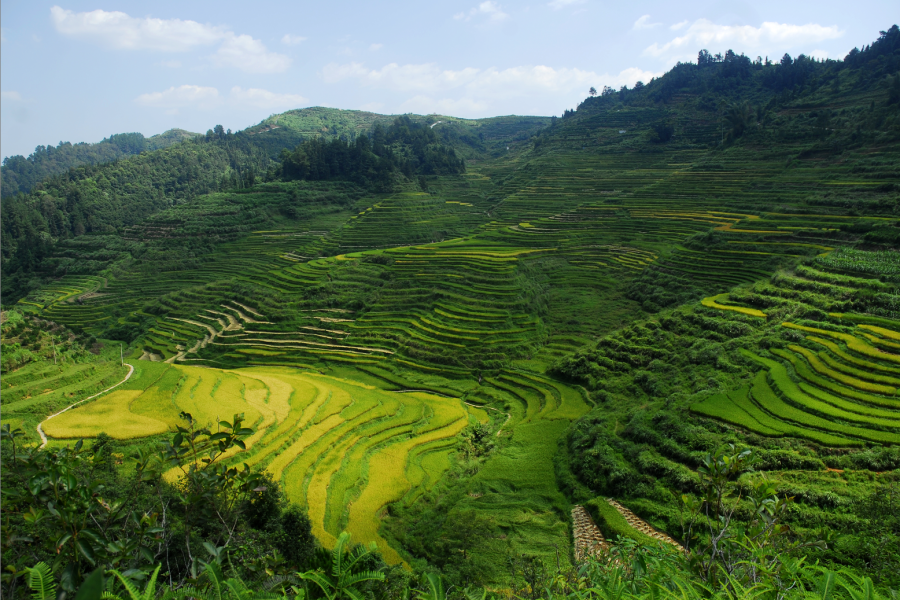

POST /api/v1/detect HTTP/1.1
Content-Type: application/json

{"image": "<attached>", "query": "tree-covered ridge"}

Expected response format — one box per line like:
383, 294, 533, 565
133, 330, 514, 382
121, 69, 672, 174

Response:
250, 106, 550, 157
585, 25, 900, 107
278, 116, 466, 189
538, 25, 900, 152
0, 130, 290, 305
0, 129, 200, 198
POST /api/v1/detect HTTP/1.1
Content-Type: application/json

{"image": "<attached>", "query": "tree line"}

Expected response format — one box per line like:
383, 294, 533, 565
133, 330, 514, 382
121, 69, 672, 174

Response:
1, 130, 199, 198
277, 116, 466, 190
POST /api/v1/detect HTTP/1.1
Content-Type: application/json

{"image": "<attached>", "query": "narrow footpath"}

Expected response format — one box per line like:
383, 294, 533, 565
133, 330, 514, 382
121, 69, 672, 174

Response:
37, 363, 135, 449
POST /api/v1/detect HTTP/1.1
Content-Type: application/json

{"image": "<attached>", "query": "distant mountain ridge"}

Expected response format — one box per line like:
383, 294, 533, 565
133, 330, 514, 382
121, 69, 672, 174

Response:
1, 128, 200, 197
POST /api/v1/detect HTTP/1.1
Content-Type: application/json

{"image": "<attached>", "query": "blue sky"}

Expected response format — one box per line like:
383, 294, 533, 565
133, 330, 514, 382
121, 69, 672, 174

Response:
1, 0, 896, 159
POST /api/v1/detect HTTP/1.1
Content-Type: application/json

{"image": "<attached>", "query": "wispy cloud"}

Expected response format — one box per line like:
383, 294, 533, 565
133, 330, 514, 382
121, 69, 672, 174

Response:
321, 61, 660, 116
1, 91, 23, 101
229, 86, 307, 109
281, 34, 306, 45
134, 85, 306, 111
51, 6, 291, 73
547, 0, 586, 10
454, 1, 509, 23
321, 62, 480, 92
135, 85, 219, 109
670, 20, 689, 31
369, 43, 384, 51
50, 6, 223, 51
633, 15, 661, 30
214, 34, 291, 73
644, 19, 844, 64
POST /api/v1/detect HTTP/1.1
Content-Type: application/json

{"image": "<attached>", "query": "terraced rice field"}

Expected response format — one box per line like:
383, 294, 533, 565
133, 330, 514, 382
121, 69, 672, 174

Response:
13, 99, 900, 571
24, 138, 900, 376
692, 260, 900, 447
42, 362, 469, 562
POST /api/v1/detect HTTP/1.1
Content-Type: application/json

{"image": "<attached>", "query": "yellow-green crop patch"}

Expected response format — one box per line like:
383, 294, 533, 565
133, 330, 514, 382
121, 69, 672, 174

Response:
701, 293, 767, 318
43, 363, 467, 563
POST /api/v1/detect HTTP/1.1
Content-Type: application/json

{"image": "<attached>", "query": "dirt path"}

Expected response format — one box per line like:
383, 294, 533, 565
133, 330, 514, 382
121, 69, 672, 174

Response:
606, 499, 682, 548
37, 363, 135, 449
221, 304, 271, 324
572, 505, 608, 560
229, 301, 266, 318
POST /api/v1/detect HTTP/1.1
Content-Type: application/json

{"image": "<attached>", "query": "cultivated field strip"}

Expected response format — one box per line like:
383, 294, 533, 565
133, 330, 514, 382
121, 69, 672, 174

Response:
693, 254, 900, 445
23, 144, 900, 375
40, 363, 467, 563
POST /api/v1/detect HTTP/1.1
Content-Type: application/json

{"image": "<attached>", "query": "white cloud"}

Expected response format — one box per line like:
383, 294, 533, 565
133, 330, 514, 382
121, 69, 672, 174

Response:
50, 5, 224, 51
633, 15, 661, 30
369, 43, 384, 51
134, 85, 220, 109
809, 49, 828, 60
1, 91, 23, 101
454, 1, 509, 22
321, 62, 481, 92
400, 95, 489, 115
158, 59, 182, 68
281, 34, 306, 45
214, 34, 291, 73
229, 86, 307, 109
547, 0, 586, 10
134, 85, 306, 111
670, 20, 689, 31
644, 19, 843, 64
51, 6, 290, 73
321, 61, 661, 117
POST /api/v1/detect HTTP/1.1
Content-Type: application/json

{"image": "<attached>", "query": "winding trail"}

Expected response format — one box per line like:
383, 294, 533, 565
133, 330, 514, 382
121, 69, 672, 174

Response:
37, 363, 135, 449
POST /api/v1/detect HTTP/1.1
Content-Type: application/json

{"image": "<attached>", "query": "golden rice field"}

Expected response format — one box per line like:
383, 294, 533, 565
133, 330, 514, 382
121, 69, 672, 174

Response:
45, 363, 469, 562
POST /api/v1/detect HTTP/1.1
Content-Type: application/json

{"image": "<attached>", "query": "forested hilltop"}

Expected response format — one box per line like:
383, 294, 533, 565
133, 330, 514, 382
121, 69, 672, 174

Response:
2, 25, 900, 600
0, 128, 200, 198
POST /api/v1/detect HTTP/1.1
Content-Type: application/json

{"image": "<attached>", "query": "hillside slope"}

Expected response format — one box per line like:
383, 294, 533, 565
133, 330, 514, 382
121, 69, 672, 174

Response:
3, 25, 900, 584
1, 128, 200, 197
0, 109, 547, 306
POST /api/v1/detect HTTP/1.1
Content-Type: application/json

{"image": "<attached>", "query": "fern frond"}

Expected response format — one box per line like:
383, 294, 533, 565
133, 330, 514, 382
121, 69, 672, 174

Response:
108, 569, 143, 600
26, 563, 57, 600
141, 565, 162, 600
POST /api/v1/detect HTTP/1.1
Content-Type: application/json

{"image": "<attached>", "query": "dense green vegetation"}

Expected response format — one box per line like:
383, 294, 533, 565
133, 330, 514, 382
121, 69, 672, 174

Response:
2, 24, 900, 600
0, 129, 199, 198
278, 116, 466, 190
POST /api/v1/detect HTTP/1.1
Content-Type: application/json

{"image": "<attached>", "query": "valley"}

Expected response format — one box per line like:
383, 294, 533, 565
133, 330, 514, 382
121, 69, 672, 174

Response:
2, 27, 900, 596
